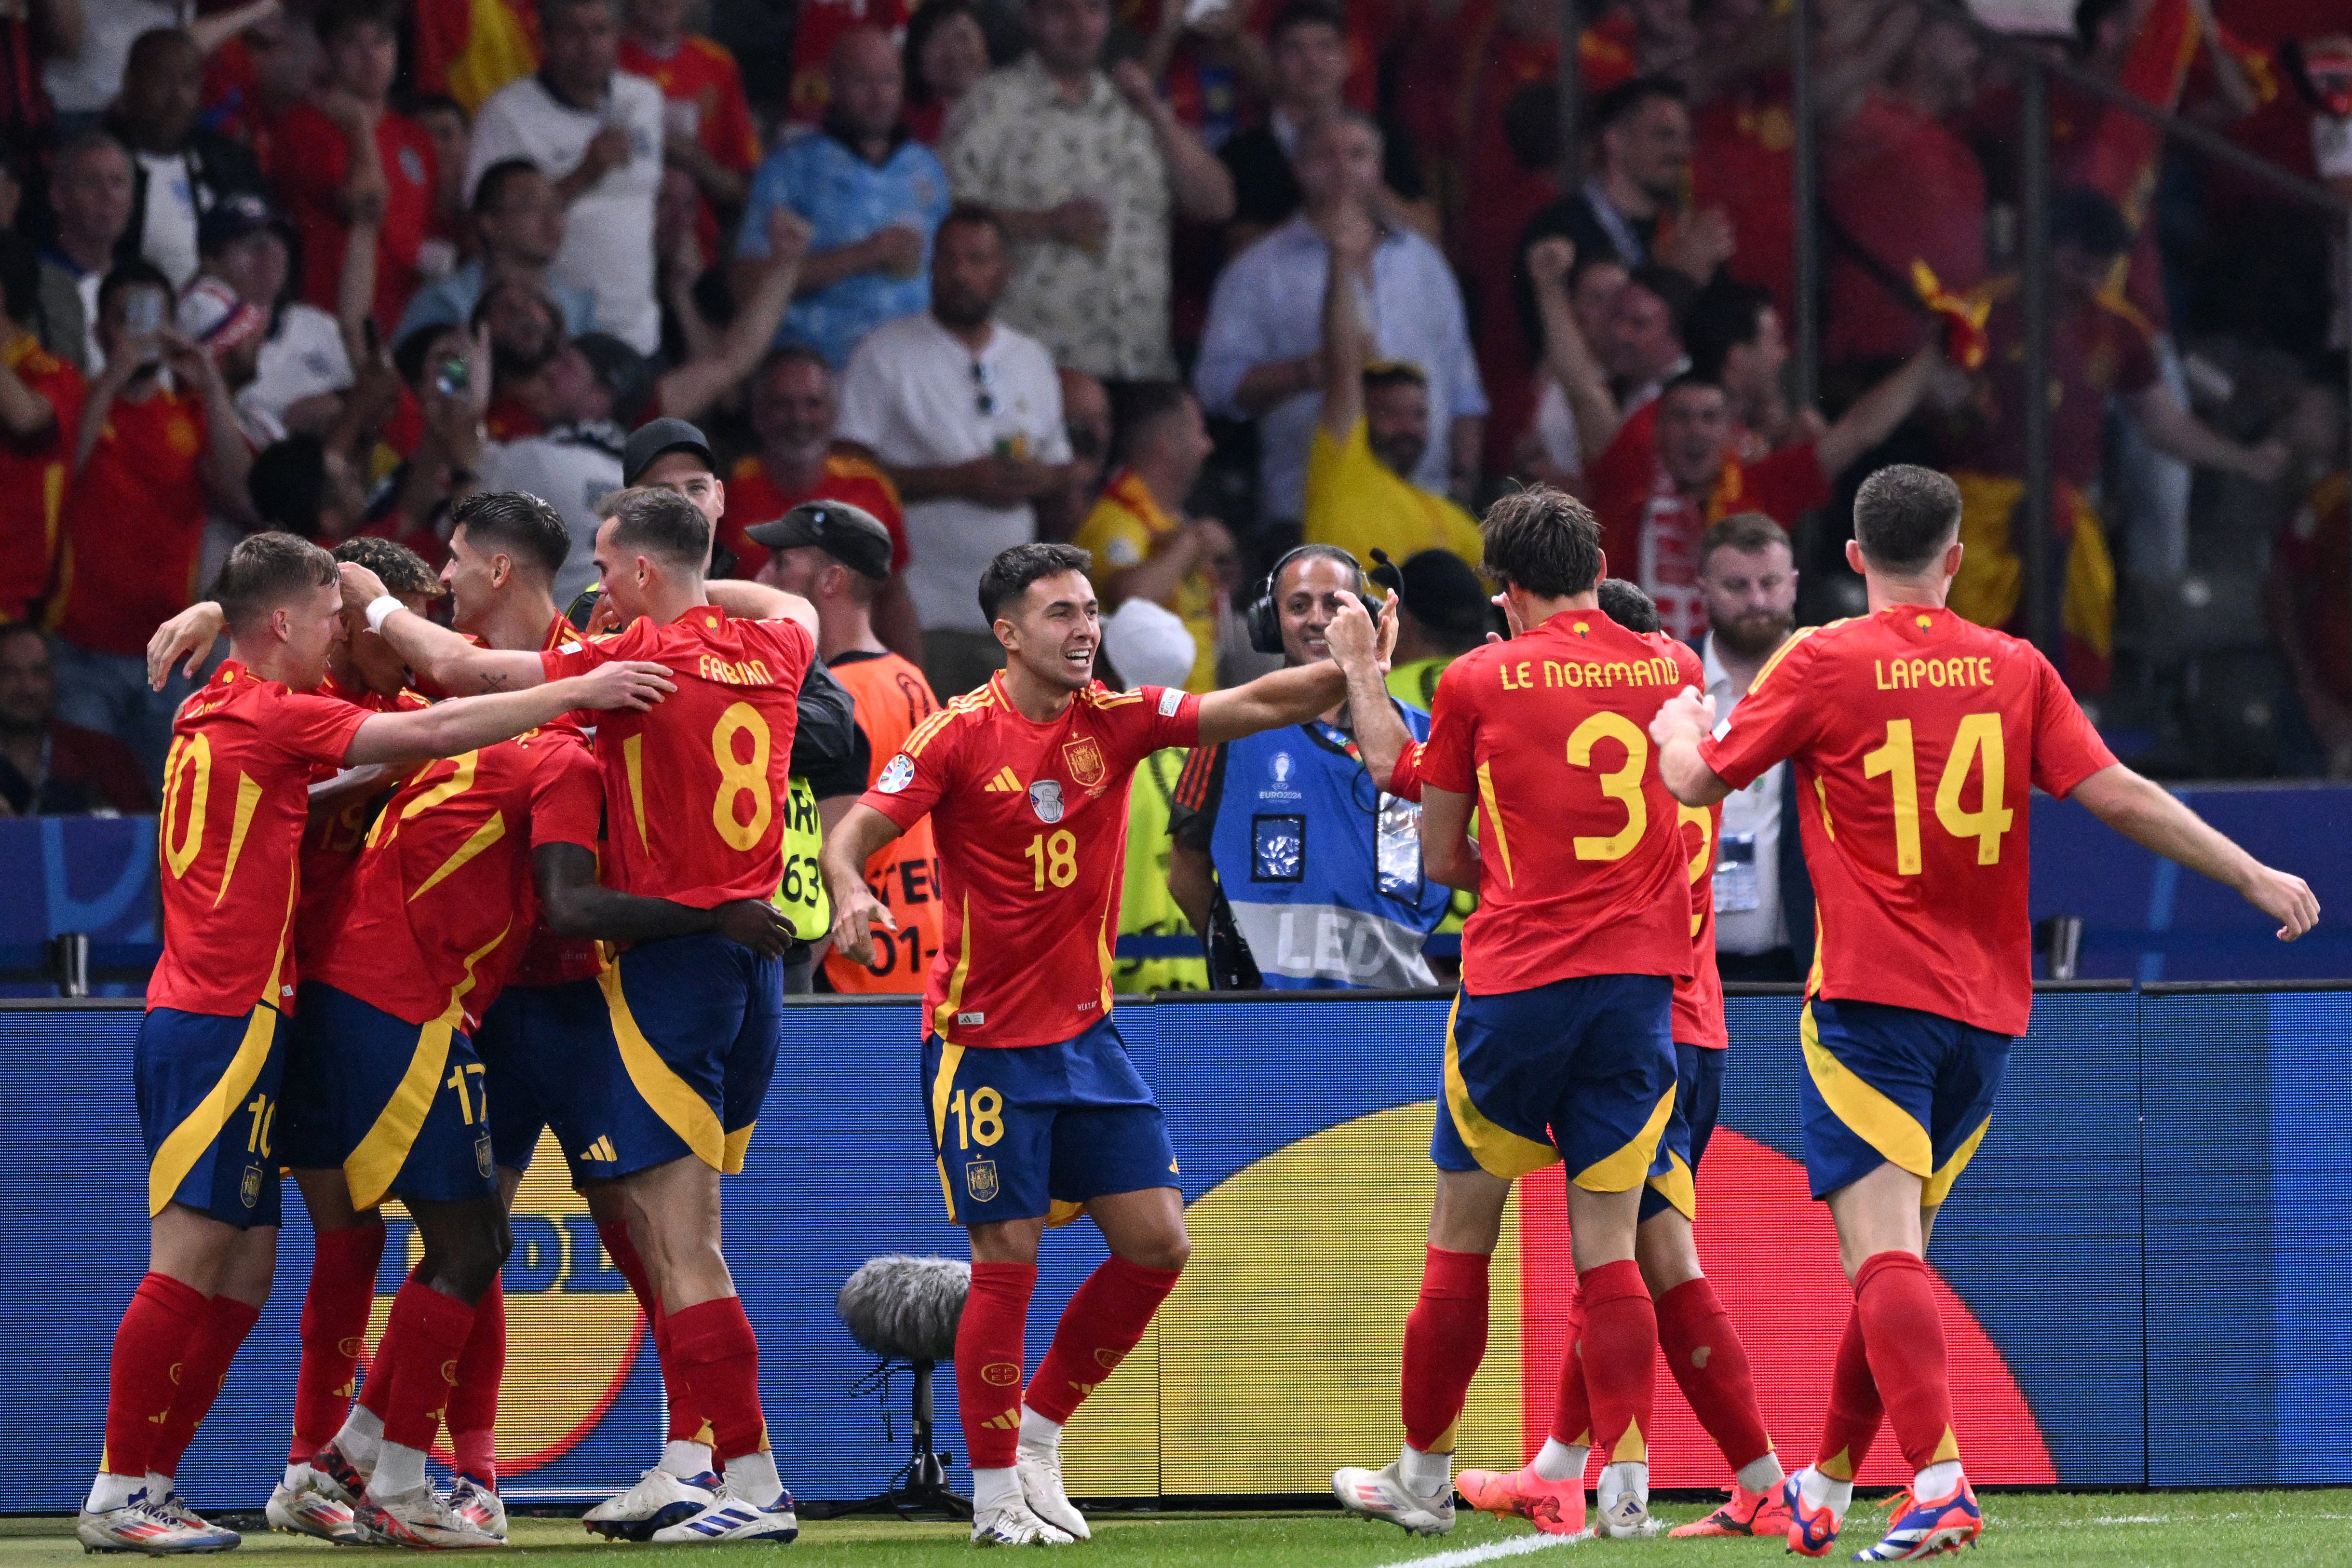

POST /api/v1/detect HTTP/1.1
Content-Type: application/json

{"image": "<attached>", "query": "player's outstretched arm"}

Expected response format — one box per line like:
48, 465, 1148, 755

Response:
340, 561, 547, 694
1420, 784, 1480, 890
1651, 686, 1731, 807
820, 803, 907, 966
1197, 596, 1380, 744
2070, 764, 2320, 940
703, 578, 821, 640
344, 662, 675, 765
533, 843, 797, 953
1342, 594, 1415, 788
148, 600, 227, 688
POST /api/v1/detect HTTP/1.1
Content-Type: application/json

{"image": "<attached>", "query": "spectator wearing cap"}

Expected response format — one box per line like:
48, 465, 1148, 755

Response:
1196, 112, 1486, 527
717, 345, 922, 659
733, 25, 951, 370
466, 0, 666, 353
1, 238, 86, 623
51, 260, 254, 780
175, 272, 280, 585
1096, 597, 1206, 994
0, 622, 155, 816
200, 193, 359, 438
273, 0, 446, 336
103, 27, 269, 292
836, 204, 1072, 698
1072, 381, 1233, 694
35, 130, 135, 374
1384, 548, 1491, 709
747, 498, 946, 992
941, 0, 1234, 382
397, 160, 600, 344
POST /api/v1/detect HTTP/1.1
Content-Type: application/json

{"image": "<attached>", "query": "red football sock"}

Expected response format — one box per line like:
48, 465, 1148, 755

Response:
355, 1263, 425, 1421
1815, 1304, 1882, 1481
599, 1218, 706, 1448
1655, 1276, 1773, 1473
1026, 1256, 1181, 1425
152, 1295, 261, 1478
1854, 1252, 1957, 1472
1549, 1302, 1591, 1447
1401, 1247, 1489, 1453
666, 1296, 768, 1464
377, 1279, 477, 1453
1577, 1260, 1658, 1465
956, 1261, 1036, 1469
291, 1224, 386, 1461
102, 1273, 208, 1479
446, 1277, 504, 1487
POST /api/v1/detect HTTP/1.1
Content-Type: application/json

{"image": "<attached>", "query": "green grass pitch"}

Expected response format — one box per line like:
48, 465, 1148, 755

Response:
7, 1493, 2352, 1567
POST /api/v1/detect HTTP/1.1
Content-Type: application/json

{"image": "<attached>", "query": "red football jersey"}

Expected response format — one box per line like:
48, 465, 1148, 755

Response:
313, 728, 603, 1028
0, 337, 83, 620
274, 103, 440, 333
500, 611, 607, 988
295, 675, 433, 970
53, 388, 211, 656
860, 675, 1202, 1048
149, 662, 372, 1017
1654, 632, 1727, 1051
1699, 605, 2117, 1036
719, 451, 911, 579
540, 604, 814, 906
1418, 610, 1694, 995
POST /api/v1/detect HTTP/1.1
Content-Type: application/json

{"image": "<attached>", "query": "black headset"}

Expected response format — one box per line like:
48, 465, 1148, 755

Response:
1244, 546, 1404, 655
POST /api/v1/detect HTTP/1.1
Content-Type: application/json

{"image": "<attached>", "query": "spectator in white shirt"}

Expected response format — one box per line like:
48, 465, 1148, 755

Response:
837, 204, 1073, 697
465, 0, 665, 353
198, 193, 354, 437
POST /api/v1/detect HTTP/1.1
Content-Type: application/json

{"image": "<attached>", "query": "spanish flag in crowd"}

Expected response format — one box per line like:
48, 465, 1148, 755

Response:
412, 0, 540, 112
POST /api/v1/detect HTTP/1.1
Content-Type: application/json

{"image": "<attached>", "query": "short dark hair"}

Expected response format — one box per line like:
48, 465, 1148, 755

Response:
315, 0, 401, 44
1364, 360, 1429, 395
1271, 543, 1362, 598
249, 433, 327, 534
1596, 577, 1660, 634
0, 233, 39, 328
451, 489, 572, 577
1685, 281, 1775, 382
1111, 380, 1193, 464
606, 486, 711, 570
1698, 511, 1790, 568
756, 342, 833, 385
1660, 370, 1728, 405
1480, 486, 1603, 598
334, 535, 443, 598
410, 92, 467, 127
215, 531, 338, 632
1625, 264, 1698, 338
472, 157, 544, 216
938, 202, 1007, 247
1852, 464, 1963, 572
904, 0, 984, 106
1589, 73, 1685, 137
98, 258, 174, 317
1268, 0, 1345, 43
979, 541, 1091, 623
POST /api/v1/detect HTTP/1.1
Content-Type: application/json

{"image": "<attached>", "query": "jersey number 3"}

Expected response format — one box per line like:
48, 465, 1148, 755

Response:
1862, 714, 2013, 873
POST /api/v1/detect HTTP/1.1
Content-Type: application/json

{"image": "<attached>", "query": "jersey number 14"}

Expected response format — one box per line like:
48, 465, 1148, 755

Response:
1861, 714, 2014, 873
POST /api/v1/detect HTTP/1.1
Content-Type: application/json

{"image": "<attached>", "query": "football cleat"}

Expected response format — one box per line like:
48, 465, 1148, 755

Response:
1595, 1487, 1658, 1539
149, 1492, 240, 1549
970, 1496, 1076, 1546
267, 1471, 359, 1543
583, 1466, 718, 1541
1454, 1465, 1587, 1537
306, 1443, 372, 1513
76, 1492, 238, 1555
1330, 1461, 1455, 1536
1785, 1474, 1844, 1558
1852, 1478, 1983, 1561
351, 1483, 505, 1550
449, 1478, 508, 1542
1666, 1481, 1794, 1538
648, 1482, 800, 1545
1015, 1443, 1090, 1541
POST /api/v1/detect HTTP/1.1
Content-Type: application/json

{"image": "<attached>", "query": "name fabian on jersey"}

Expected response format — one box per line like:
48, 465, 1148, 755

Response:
1496, 655, 1682, 690
697, 655, 778, 686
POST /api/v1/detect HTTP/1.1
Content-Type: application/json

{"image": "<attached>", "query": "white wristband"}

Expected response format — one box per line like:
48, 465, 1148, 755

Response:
365, 595, 405, 635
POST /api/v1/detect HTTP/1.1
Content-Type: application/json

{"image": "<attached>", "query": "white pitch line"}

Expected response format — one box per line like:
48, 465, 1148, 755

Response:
1374, 1530, 1584, 1568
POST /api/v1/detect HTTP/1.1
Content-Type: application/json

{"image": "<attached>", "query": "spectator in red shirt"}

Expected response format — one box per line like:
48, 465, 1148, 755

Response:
1583, 278, 1798, 513
273, 0, 443, 337
619, 0, 761, 224
51, 261, 255, 782
721, 344, 923, 660
1, 240, 85, 624
0, 623, 154, 816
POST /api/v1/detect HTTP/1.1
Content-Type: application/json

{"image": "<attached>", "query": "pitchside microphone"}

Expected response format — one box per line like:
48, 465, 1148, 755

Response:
818, 1256, 973, 1520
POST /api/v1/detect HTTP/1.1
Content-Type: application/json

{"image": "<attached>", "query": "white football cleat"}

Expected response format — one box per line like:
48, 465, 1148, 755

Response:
1015, 1443, 1090, 1541
448, 1478, 508, 1542
970, 1496, 1076, 1546
1331, 1461, 1455, 1536
646, 1482, 800, 1544
76, 1491, 239, 1554
583, 1467, 718, 1541
266, 1472, 358, 1543
351, 1483, 505, 1549
1595, 1487, 1659, 1539
149, 1491, 240, 1549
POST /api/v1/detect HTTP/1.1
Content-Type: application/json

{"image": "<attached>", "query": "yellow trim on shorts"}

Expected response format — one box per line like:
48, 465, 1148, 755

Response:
1047, 1199, 1085, 1229
1440, 992, 1559, 1178
1573, 1086, 1676, 1193
598, 962, 725, 1172
1924, 1115, 1993, 1207
929, 1041, 967, 1221
722, 1122, 755, 1175
1800, 1001, 1931, 1178
147, 1002, 279, 1218
1646, 1150, 1697, 1220
344, 1013, 458, 1212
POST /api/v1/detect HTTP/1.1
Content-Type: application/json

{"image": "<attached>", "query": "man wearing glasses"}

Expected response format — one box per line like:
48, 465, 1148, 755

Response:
838, 203, 1075, 698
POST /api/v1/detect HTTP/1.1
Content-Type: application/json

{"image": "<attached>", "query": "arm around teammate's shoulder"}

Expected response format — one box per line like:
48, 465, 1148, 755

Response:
338, 560, 547, 695
343, 662, 676, 765
2068, 765, 2320, 940
703, 578, 819, 639
533, 842, 795, 952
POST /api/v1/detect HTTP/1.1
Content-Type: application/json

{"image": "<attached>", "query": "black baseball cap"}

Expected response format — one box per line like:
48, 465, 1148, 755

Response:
198, 191, 288, 256
744, 500, 893, 581
1398, 549, 1493, 640
620, 414, 714, 486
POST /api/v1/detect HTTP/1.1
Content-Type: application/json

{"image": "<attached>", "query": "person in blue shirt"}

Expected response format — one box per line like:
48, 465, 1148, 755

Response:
732, 26, 951, 368
1167, 544, 1450, 989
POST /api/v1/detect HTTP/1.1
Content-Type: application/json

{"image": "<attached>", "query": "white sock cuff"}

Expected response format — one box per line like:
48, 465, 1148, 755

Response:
972, 1466, 1021, 1513
1398, 1443, 1452, 1499
1530, 1438, 1588, 1483
1019, 1406, 1065, 1449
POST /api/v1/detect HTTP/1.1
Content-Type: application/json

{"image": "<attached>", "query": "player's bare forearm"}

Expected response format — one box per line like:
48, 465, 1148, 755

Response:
2071, 764, 2321, 938
702, 578, 819, 639
1344, 659, 1410, 790
308, 764, 396, 812
1419, 785, 1480, 890
345, 668, 670, 764
821, 803, 905, 964
1196, 661, 1347, 744
148, 600, 227, 688
531, 842, 783, 949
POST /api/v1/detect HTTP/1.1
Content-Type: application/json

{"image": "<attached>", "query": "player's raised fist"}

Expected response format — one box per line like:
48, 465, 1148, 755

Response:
1323, 592, 1377, 668
567, 659, 677, 712
1649, 685, 1716, 747
713, 898, 796, 957
828, 879, 896, 967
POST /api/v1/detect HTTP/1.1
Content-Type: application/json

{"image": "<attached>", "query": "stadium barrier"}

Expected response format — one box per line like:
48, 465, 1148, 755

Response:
5, 983, 2349, 1513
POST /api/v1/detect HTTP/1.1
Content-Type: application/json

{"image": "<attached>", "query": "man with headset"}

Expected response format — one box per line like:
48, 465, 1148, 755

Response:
1167, 544, 1451, 989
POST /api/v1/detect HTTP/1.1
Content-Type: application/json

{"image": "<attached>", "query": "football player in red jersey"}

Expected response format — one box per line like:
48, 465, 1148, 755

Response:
344, 488, 820, 1544
1652, 464, 2318, 1561
818, 542, 1393, 1546
81, 534, 672, 1555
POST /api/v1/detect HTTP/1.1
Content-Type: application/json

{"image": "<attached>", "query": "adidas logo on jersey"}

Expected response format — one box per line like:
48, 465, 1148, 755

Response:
581, 1136, 618, 1163
983, 767, 1021, 792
